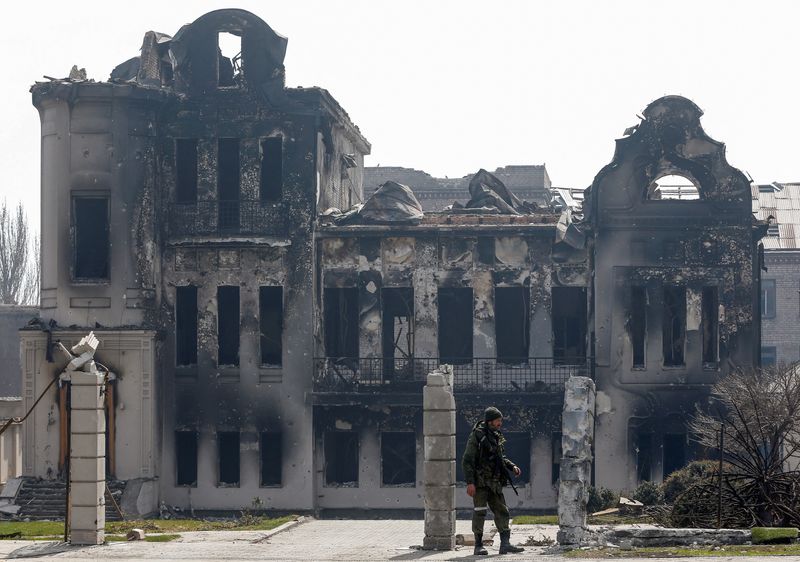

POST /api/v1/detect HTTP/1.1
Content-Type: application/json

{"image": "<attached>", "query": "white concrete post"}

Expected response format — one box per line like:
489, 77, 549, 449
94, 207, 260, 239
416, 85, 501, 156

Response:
557, 376, 596, 546
68, 370, 106, 545
422, 365, 456, 550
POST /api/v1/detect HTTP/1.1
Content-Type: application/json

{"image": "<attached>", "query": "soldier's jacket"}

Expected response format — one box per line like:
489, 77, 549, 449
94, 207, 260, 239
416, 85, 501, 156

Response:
462, 421, 517, 492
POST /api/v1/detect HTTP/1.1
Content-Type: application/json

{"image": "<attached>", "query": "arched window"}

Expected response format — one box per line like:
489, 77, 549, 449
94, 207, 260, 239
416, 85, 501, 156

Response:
647, 174, 699, 200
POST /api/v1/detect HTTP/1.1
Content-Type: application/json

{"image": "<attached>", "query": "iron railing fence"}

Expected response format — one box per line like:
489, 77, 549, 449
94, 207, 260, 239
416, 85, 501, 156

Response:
313, 356, 591, 393
168, 200, 287, 236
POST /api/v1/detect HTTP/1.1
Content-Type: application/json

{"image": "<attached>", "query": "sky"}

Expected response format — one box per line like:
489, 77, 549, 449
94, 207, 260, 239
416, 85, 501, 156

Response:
2, 0, 799, 228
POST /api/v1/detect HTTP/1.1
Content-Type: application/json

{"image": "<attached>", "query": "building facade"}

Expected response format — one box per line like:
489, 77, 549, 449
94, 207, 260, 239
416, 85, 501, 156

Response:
21, 9, 762, 515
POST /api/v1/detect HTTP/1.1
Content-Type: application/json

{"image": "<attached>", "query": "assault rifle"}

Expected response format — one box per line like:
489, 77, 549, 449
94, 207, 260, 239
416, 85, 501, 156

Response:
482, 426, 519, 496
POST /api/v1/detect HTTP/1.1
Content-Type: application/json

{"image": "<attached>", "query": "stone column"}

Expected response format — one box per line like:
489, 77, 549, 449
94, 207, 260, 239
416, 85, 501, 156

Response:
68, 370, 106, 545
422, 365, 456, 550
557, 376, 596, 546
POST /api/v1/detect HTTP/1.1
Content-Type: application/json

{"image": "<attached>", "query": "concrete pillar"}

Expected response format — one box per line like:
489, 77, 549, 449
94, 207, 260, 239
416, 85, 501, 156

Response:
557, 376, 596, 546
68, 370, 106, 545
422, 365, 456, 550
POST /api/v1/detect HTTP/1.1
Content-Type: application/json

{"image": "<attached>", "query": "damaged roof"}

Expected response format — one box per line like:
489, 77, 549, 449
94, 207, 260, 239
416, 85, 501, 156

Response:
753, 182, 800, 249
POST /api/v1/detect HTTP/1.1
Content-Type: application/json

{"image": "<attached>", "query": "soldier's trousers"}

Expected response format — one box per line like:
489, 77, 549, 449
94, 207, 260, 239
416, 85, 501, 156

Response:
471, 486, 510, 534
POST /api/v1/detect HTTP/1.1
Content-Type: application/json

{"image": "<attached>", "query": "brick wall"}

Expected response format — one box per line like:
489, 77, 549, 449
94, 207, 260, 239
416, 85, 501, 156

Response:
761, 252, 800, 365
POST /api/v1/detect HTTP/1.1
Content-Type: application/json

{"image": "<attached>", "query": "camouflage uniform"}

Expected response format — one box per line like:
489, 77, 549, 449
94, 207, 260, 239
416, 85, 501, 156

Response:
462, 420, 517, 535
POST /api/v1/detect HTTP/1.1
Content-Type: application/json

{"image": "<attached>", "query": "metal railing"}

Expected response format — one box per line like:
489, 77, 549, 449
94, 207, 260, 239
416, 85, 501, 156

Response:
168, 200, 287, 236
313, 357, 591, 393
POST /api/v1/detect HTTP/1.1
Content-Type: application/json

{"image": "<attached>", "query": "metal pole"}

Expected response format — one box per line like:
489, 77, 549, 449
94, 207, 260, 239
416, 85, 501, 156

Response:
717, 421, 724, 529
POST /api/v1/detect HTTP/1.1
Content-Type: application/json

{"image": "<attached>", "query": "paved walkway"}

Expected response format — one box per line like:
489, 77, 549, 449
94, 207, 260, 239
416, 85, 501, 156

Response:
0, 519, 796, 561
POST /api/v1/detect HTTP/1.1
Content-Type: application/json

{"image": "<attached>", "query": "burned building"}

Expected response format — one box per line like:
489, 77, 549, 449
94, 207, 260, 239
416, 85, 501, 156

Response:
20, 9, 761, 515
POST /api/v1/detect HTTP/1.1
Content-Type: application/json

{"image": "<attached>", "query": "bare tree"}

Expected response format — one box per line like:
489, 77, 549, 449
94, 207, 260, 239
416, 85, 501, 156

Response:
0, 200, 39, 305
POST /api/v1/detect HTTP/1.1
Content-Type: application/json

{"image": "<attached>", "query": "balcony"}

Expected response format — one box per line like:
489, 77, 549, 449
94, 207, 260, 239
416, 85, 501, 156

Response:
313, 357, 592, 394
168, 200, 288, 237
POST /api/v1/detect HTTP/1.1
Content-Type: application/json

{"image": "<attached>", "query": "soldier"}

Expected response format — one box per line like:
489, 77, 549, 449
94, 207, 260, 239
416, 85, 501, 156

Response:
462, 406, 525, 555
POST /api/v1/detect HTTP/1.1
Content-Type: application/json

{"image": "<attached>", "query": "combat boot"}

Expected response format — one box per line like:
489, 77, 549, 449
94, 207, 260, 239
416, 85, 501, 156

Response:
498, 530, 525, 554
473, 533, 488, 555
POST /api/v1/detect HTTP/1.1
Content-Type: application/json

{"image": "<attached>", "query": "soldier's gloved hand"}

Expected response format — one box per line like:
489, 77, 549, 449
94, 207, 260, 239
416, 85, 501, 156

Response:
466, 484, 476, 497
512, 465, 521, 477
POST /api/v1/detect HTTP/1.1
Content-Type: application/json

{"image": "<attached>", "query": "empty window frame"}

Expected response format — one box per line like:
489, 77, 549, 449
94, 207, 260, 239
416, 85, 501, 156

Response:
495, 287, 530, 364
175, 286, 198, 366
631, 287, 647, 368
701, 287, 719, 365
324, 288, 359, 358
551, 432, 562, 485
662, 286, 686, 367
260, 137, 283, 201
324, 431, 359, 486
217, 138, 240, 231
382, 288, 414, 367
381, 432, 416, 486
636, 431, 653, 482
259, 287, 283, 366
217, 31, 241, 87
175, 430, 198, 486
662, 433, 687, 479
552, 287, 588, 365
175, 139, 198, 203
217, 431, 240, 486
761, 346, 777, 367
761, 279, 776, 319
438, 287, 473, 365
72, 196, 110, 281
260, 432, 282, 487
217, 286, 240, 366
503, 432, 531, 485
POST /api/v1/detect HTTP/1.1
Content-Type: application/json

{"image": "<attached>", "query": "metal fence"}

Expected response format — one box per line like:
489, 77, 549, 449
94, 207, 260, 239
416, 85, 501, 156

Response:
168, 200, 287, 236
313, 357, 591, 393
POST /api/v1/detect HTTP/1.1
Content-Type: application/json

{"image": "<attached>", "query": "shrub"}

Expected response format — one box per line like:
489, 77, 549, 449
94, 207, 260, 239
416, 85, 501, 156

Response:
587, 486, 618, 514
633, 480, 664, 506
661, 460, 721, 504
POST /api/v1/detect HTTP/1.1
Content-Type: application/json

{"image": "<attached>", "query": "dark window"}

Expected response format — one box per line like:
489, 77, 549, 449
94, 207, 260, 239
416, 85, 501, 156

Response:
456, 429, 469, 483
631, 287, 647, 368
761, 279, 776, 319
73, 196, 109, 280
260, 432, 282, 487
175, 139, 198, 203
217, 138, 240, 231
217, 286, 240, 366
503, 432, 531, 485
324, 288, 359, 357
495, 287, 530, 364
218, 431, 240, 486
551, 432, 562, 484
259, 287, 283, 366
636, 431, 652, 482
662, 286, 686, 366
438, 288, 473, 364
761, 346, 777, 367
662, 433, 686, 479
382, 288, 414, 370
175, 431, 198, 486
702, 287, 719, 364
324, 431, 359, 486
175, 286, 198, 366
381, 432, 416, 486
552, 287, 588, 364
260, 137, 283, 201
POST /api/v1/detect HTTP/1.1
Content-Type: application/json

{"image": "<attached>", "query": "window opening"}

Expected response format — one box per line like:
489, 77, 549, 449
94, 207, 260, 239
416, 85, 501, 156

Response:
175, 139, 198, 203
217, 431, 240, 486
175, 286, 198, 366
636, 431, 652, 482
73, 196, 109, 280
495, 287, 530, 364
701, 287, 719, 365
551, 432, 562, 484
648, 174, 699, 200
382, 288, 414, 376
381, 432, 416, 486
503, 432, 531, 485
662, 286, 686, 366
260, 432, 282, 486
631, 287, 647, 368
217, 32, 241, 87
552, 287, 588, 365
324, 288, 359, 358
217, 286, 240, 366
761, 346, 777, 367
175, 430, 198, 486
259, 286, 283, 366
324, 431, 358, 486
662, 433, 687, 479
217, 139, 240, 231
438, 287, 473, 364
761, 279, 776, 318
260, 137, 283, 201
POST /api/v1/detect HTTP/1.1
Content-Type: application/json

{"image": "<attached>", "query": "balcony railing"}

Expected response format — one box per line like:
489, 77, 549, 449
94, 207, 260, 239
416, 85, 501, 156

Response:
168, 200, 287, 236
313, 357, 591, 393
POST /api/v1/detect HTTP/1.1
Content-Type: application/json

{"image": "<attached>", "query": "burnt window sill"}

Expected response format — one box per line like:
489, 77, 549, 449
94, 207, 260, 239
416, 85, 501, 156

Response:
323, 482, 359, 488
72, 278, 111, 286
702, 362, 720, 371
259, 363, 282, 369
217, 483, 240, 488
632, 365, 647, 371
380, 482, 417, 489
259, 483, 283, 489
662, 364, 686, 370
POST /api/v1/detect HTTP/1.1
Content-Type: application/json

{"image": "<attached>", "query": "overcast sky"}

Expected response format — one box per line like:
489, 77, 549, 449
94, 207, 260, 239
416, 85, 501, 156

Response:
3, 0, 799, 226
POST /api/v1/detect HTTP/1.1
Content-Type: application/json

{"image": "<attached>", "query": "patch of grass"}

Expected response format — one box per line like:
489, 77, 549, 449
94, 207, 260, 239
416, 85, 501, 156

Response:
105, 534, 180, 542
565, 544, 800, 558
512, 515, 558, 525
752, 527, 799, 544
0, 521, 63, 538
